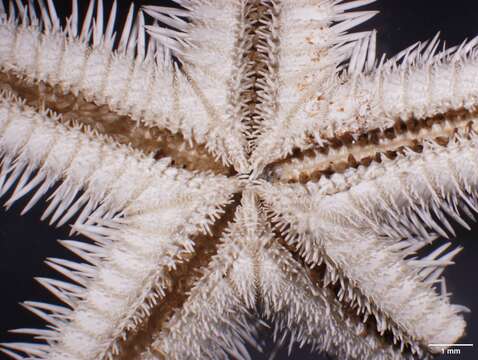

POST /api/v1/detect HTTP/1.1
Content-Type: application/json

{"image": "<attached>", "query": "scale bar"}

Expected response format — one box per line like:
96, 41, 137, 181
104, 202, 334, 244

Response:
429, 344, 474, 347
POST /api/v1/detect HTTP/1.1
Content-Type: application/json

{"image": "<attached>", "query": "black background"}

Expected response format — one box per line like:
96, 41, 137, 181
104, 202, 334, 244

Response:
0, 1, 478, 359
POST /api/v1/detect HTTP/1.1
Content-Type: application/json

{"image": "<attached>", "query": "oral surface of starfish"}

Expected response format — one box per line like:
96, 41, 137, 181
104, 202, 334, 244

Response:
0, 0, 476, 359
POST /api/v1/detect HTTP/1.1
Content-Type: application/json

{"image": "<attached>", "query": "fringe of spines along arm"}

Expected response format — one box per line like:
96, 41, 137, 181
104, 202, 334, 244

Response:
0, 90, 240, 359
250, 0, 378, 172
0, 0, 248, 170
144, 0, 253, 172
259, 241, 412, 360
144, 240, 257, 360
313, 35, 478, 143
139, 192, 260, 360
0, 91, 164, 226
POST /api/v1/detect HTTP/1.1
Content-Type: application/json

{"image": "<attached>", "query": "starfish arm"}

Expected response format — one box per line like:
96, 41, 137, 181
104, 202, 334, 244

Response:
0, 91, 153, 224
144, 1, 253, 171
315, 36, 478, 141
0, 1, 241, 170
257, 179, 467, 356
259, 241, 412, 360
250, 0, 377, 170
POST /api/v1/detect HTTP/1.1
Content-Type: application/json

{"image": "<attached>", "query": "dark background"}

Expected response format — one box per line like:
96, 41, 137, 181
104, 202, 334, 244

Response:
0, 0, 478, 359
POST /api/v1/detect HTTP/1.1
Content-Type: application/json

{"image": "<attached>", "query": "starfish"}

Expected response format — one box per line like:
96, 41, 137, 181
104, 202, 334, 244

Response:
0, 0, 475, 359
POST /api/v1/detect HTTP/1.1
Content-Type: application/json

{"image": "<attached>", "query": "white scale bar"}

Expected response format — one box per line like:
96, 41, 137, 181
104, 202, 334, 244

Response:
429, 344, 474, 347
